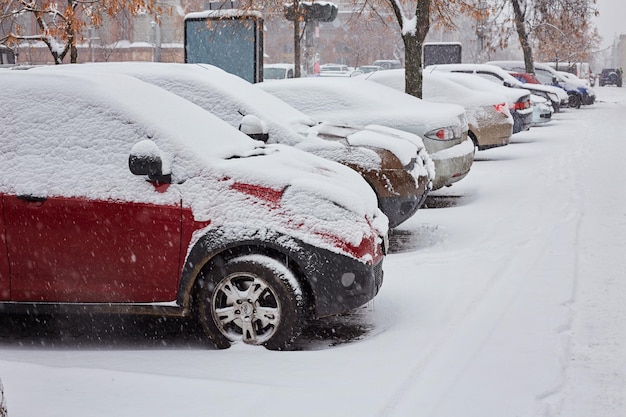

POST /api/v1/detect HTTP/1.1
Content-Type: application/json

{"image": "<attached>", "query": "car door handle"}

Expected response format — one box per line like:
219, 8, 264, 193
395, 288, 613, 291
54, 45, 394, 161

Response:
17, 195, 47, 203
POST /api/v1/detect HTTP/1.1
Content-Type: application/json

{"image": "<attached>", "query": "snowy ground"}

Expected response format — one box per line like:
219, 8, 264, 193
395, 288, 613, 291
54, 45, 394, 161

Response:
1, 86, 625, 417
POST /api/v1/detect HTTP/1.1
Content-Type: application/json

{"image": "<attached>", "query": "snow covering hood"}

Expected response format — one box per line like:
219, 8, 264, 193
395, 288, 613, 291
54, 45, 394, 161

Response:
0, 70, 387, 260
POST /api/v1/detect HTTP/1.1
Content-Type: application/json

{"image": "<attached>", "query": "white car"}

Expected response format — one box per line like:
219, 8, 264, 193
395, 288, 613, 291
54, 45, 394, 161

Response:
530, 94, 553, 126
361, 69, 513, 151
263, 63, 295, 80
258, 76, 475, 190
425, 69, 533, 134
32, 62, 433, 228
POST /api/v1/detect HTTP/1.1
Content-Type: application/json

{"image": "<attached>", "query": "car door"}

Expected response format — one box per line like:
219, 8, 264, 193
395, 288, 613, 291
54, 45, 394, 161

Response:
1, 81, 184, 304
0, 194, 9, 300
4, 195, 182, 303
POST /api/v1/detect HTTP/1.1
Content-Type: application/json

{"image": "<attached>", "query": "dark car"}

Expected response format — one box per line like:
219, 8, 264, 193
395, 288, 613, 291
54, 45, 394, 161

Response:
598, 68, 623, 87
0, 70, 387, 350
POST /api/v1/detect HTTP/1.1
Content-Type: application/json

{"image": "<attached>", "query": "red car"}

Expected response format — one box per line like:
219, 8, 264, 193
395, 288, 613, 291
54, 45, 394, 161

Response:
0, 71, 387, 350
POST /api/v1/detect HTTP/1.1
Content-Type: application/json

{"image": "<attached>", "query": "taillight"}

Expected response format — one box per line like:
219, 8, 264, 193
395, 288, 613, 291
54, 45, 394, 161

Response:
494, 102, 509, 116
512, 98, 531, 110
425, 126, 462, 141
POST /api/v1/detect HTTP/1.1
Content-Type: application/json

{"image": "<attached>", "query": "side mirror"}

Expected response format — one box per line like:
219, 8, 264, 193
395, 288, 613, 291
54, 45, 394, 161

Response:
239, 114, 269, 143
129, 140, 172, 183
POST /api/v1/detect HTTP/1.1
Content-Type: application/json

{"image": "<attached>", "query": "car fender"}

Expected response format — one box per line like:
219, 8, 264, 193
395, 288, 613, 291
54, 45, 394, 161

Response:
176, 226, 309, 310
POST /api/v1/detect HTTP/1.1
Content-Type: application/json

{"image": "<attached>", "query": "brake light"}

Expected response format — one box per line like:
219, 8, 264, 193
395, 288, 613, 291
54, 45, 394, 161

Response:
425, 126, 461, 141
512, 99, 531, 110
493, 102, 509, 116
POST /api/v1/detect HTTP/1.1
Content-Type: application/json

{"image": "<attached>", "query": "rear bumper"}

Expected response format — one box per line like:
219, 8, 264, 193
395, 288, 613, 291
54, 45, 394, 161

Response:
512, 110, 532, 133
473, 122, 512, 151
430, 137, 475, 190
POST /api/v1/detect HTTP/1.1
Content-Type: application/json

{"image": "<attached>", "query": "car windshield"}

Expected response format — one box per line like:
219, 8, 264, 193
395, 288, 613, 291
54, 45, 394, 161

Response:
533, 69, 555, 85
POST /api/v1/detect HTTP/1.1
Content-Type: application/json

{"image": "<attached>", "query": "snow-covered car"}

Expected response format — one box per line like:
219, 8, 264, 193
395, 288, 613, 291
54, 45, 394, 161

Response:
487, 61, 596, 108
32, 62, 433, 229
319, 63, 354, 77
258, 76, 474, 190
361, 69, 513, 151
263, 63, 295, 80
373, 59, 402, 69
425, 69, 533, 134
0, 70, 388, 350
508, 71, 570, 110
530, 94, 552, 126
425, 63, 565, 113
356, 65, 383, 74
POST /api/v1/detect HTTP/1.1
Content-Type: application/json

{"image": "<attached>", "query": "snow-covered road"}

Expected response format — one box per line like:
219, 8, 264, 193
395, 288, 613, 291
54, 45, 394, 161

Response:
1, 87, 625, 417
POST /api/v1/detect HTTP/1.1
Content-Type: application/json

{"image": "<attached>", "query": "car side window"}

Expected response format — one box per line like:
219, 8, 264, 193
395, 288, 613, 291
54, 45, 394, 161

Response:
476, 71, 504, 84
1, 93, 172, 203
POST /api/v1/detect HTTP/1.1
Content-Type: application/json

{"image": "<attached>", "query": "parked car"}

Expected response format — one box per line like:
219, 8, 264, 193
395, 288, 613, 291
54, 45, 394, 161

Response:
263, 63, 295, 80
425, 69, 533, 134
258, 76, 475, 190
361, 69, 513, 151
487, 61, 596, 108
319, 63, 354, 77
373, 59, 402, 69
425, 63, 564, 113
508, 71, 570, 111
33, 62, 432, 229
0, 70, 388, 350
356, 65, 383, 74
598, 68, 622, 87
530, 94, 552, 126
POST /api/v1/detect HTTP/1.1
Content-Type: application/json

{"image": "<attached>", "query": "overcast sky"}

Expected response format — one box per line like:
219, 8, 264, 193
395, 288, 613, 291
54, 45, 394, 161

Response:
594, 0, 626, 49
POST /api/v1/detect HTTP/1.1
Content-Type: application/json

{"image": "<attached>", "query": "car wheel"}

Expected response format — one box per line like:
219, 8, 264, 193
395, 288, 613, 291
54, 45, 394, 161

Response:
196, 254, 308, 350
568, 93, 581, 109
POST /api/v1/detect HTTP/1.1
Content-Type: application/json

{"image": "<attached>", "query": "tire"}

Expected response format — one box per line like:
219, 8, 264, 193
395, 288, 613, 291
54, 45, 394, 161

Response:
195, 254, 308, 350
468, 131, 479, 149
568, 93, 581, 109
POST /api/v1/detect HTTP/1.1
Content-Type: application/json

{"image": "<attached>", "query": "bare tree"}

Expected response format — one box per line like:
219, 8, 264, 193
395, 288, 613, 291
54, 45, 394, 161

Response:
0, 0, 165, 63
346, 0, 478, 98
532, 0, 599, 64
511, 0, 534, 72
485, 0, 599, 73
